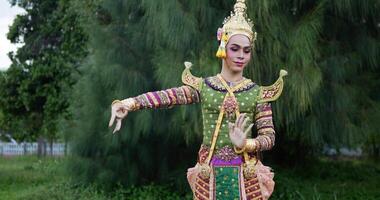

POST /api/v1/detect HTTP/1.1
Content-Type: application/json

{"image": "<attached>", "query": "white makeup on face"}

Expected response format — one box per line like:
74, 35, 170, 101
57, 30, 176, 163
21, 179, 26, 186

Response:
224, 34, 252, 73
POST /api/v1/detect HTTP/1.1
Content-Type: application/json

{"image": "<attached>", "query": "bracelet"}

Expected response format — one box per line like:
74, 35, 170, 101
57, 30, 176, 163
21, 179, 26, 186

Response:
111, 100, 122, 106
112, 98, 139, 111
121, 98, 139, 111
234, 139, 257, 154
234, 146, 246, 154
245, 139, 257, 152
233, 139, 247, 154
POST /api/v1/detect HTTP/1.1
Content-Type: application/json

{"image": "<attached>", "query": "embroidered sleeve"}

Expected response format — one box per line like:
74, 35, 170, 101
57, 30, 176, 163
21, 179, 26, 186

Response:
253, 102, 275, 151
132, 85, 200, 110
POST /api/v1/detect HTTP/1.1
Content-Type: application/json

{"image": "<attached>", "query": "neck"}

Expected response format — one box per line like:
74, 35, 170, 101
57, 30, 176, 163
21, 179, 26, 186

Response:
220, 61, 244, 83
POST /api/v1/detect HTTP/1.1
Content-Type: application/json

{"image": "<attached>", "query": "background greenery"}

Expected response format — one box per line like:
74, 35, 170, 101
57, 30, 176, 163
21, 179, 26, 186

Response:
0, 0, 379, 198
1, 156, 379, 200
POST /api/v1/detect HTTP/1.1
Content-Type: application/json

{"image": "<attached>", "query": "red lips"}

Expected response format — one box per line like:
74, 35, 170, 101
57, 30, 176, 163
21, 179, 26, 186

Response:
234, 61, 245, 67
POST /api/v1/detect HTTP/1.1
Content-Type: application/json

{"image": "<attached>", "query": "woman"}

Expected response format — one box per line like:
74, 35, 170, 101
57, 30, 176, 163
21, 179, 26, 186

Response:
109, 0, 286, 199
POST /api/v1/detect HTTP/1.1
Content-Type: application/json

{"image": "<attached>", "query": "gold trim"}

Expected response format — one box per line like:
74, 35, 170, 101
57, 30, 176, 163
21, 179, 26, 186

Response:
258, 69, 288, 103
257, 128, 275, 135
255, 110, 273, 119
246, 182, 260, 191
245, 139, 257, 152
111, 100, 121, 106
147, 92, 159, 107
195, 182, 209, 193
182, 62, 203, 91
195, 189, 209, 200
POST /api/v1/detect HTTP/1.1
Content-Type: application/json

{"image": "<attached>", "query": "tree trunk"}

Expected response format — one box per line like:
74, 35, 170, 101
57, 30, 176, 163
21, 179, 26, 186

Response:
37, 137, 47, 157
49, 139, 53, 156
23, 142, 27, 155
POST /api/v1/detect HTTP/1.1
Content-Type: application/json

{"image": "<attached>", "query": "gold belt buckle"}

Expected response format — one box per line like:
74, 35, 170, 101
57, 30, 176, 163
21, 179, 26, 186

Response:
199, 164, 211, 179
243, 157, 257, 179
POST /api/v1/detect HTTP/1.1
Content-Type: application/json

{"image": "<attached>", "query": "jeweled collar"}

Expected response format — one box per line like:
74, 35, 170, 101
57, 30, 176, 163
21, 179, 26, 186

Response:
204, 75, 256, 93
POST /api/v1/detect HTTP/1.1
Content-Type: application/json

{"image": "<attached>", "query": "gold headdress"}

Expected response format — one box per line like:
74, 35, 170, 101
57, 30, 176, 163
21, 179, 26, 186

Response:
216, 0, 257, 59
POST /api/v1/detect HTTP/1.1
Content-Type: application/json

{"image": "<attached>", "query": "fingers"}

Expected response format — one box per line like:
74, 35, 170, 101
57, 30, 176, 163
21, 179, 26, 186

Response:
228, 122, 235, 137
109, 109, 116, 127
113, 118, 122, 134
236, 113, 249, 129
243, 124, 254, 137
235, 113, 245, 127
228, 122, 234, 131
241, 116, 249, 130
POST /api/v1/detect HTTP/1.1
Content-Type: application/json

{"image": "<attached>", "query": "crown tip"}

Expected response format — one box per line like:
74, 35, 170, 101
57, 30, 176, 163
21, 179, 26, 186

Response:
184, 62, 192, 69
280, 69, 288, 77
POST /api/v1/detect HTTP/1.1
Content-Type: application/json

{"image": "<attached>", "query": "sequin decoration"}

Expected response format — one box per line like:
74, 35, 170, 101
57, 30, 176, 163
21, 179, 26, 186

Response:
222, 95, 238, 118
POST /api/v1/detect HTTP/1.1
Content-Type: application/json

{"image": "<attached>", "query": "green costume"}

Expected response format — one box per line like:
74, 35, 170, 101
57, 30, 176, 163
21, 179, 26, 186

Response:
129, 65, 286, 200
117, 0, 288, 198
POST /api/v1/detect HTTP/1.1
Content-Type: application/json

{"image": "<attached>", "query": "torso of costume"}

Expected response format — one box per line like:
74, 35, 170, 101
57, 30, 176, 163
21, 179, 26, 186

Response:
131, 67, 286, 200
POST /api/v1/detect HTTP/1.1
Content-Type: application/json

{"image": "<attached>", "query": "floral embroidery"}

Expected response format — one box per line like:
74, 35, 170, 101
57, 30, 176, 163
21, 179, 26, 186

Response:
204, 76, 256, 93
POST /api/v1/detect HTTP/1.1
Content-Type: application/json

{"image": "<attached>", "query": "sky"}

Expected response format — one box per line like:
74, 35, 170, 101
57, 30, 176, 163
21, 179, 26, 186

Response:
0, 0, 24, 71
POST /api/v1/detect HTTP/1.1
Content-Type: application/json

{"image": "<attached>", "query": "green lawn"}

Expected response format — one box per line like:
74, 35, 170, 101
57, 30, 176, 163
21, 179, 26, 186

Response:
271, 158, 380, 199
0, 156, 67, 199
0, 156, 379, 199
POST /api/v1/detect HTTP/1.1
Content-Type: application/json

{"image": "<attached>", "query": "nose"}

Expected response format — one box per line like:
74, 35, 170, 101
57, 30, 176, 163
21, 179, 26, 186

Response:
237, 50, 244, 60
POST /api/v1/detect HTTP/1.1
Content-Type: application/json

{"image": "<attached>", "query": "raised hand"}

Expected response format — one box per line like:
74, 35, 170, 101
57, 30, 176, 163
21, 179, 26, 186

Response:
228, 113, 254, 148
108, 101, 129, 133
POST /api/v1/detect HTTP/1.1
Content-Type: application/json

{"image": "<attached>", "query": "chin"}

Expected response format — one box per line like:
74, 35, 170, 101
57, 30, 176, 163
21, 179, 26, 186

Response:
231, 66, 245, 72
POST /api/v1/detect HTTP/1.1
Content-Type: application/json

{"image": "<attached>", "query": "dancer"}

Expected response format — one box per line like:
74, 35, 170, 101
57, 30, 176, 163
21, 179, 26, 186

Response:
109, 0, 287, 199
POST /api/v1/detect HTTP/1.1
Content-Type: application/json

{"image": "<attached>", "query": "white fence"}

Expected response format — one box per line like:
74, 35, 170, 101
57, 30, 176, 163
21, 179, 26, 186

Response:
0, 142, 66, 156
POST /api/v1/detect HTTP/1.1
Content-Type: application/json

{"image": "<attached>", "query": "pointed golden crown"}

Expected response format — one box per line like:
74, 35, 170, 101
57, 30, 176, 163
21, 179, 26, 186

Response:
218, 0, 256, 43
216, 0, 257, 58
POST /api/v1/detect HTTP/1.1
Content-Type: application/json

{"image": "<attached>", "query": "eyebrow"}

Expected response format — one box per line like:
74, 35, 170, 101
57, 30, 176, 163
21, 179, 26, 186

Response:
230, 43, 251, 48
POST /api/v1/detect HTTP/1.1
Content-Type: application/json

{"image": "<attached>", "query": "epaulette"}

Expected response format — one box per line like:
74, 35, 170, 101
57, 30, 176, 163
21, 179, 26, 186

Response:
181, 62, 203, 91
257, 69, 288, 103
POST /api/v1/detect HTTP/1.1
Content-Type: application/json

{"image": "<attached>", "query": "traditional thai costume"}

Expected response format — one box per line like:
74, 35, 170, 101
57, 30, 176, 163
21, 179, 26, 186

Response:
114, 0, 287, 199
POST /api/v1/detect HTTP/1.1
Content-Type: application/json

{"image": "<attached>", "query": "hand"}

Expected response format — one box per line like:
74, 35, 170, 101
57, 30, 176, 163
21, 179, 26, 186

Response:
228, 113, 254, 148
108, 101, 129, 133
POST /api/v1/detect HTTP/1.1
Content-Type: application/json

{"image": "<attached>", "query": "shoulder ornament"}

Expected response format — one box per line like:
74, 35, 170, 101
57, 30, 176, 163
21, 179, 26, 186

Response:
258, 69, 288, 103
182, 62, 203, 91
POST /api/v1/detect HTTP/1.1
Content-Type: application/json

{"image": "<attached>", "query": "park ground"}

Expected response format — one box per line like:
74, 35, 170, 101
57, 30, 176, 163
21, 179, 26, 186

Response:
0, 156, 379, 200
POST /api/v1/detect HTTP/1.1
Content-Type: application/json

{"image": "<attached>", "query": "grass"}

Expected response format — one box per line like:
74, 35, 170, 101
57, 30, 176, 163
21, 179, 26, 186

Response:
271, 158, 380, 199
0, 156, 379, 199
0, 156, 66, 199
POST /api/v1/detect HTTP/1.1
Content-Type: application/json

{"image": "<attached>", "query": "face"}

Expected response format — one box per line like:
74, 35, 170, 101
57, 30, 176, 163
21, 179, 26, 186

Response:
224, 34, 252, 73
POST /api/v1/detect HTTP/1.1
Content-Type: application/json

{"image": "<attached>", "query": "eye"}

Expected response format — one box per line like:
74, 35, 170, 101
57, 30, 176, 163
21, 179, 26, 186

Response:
244, 48, 252, 53
230, 47, 238, 52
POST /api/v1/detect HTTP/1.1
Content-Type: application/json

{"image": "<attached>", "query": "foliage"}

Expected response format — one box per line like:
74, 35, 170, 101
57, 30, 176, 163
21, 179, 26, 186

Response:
247, 0, 380, 161
0, 0, 88, 142
271, 158, 380, 199
66, 0, 380, 188
1, 156, 379, 199
0, 156, 190, 200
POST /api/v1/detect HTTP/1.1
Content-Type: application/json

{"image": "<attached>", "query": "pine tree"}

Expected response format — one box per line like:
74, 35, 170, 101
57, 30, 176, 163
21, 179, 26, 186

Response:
67, 0, 380, 189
